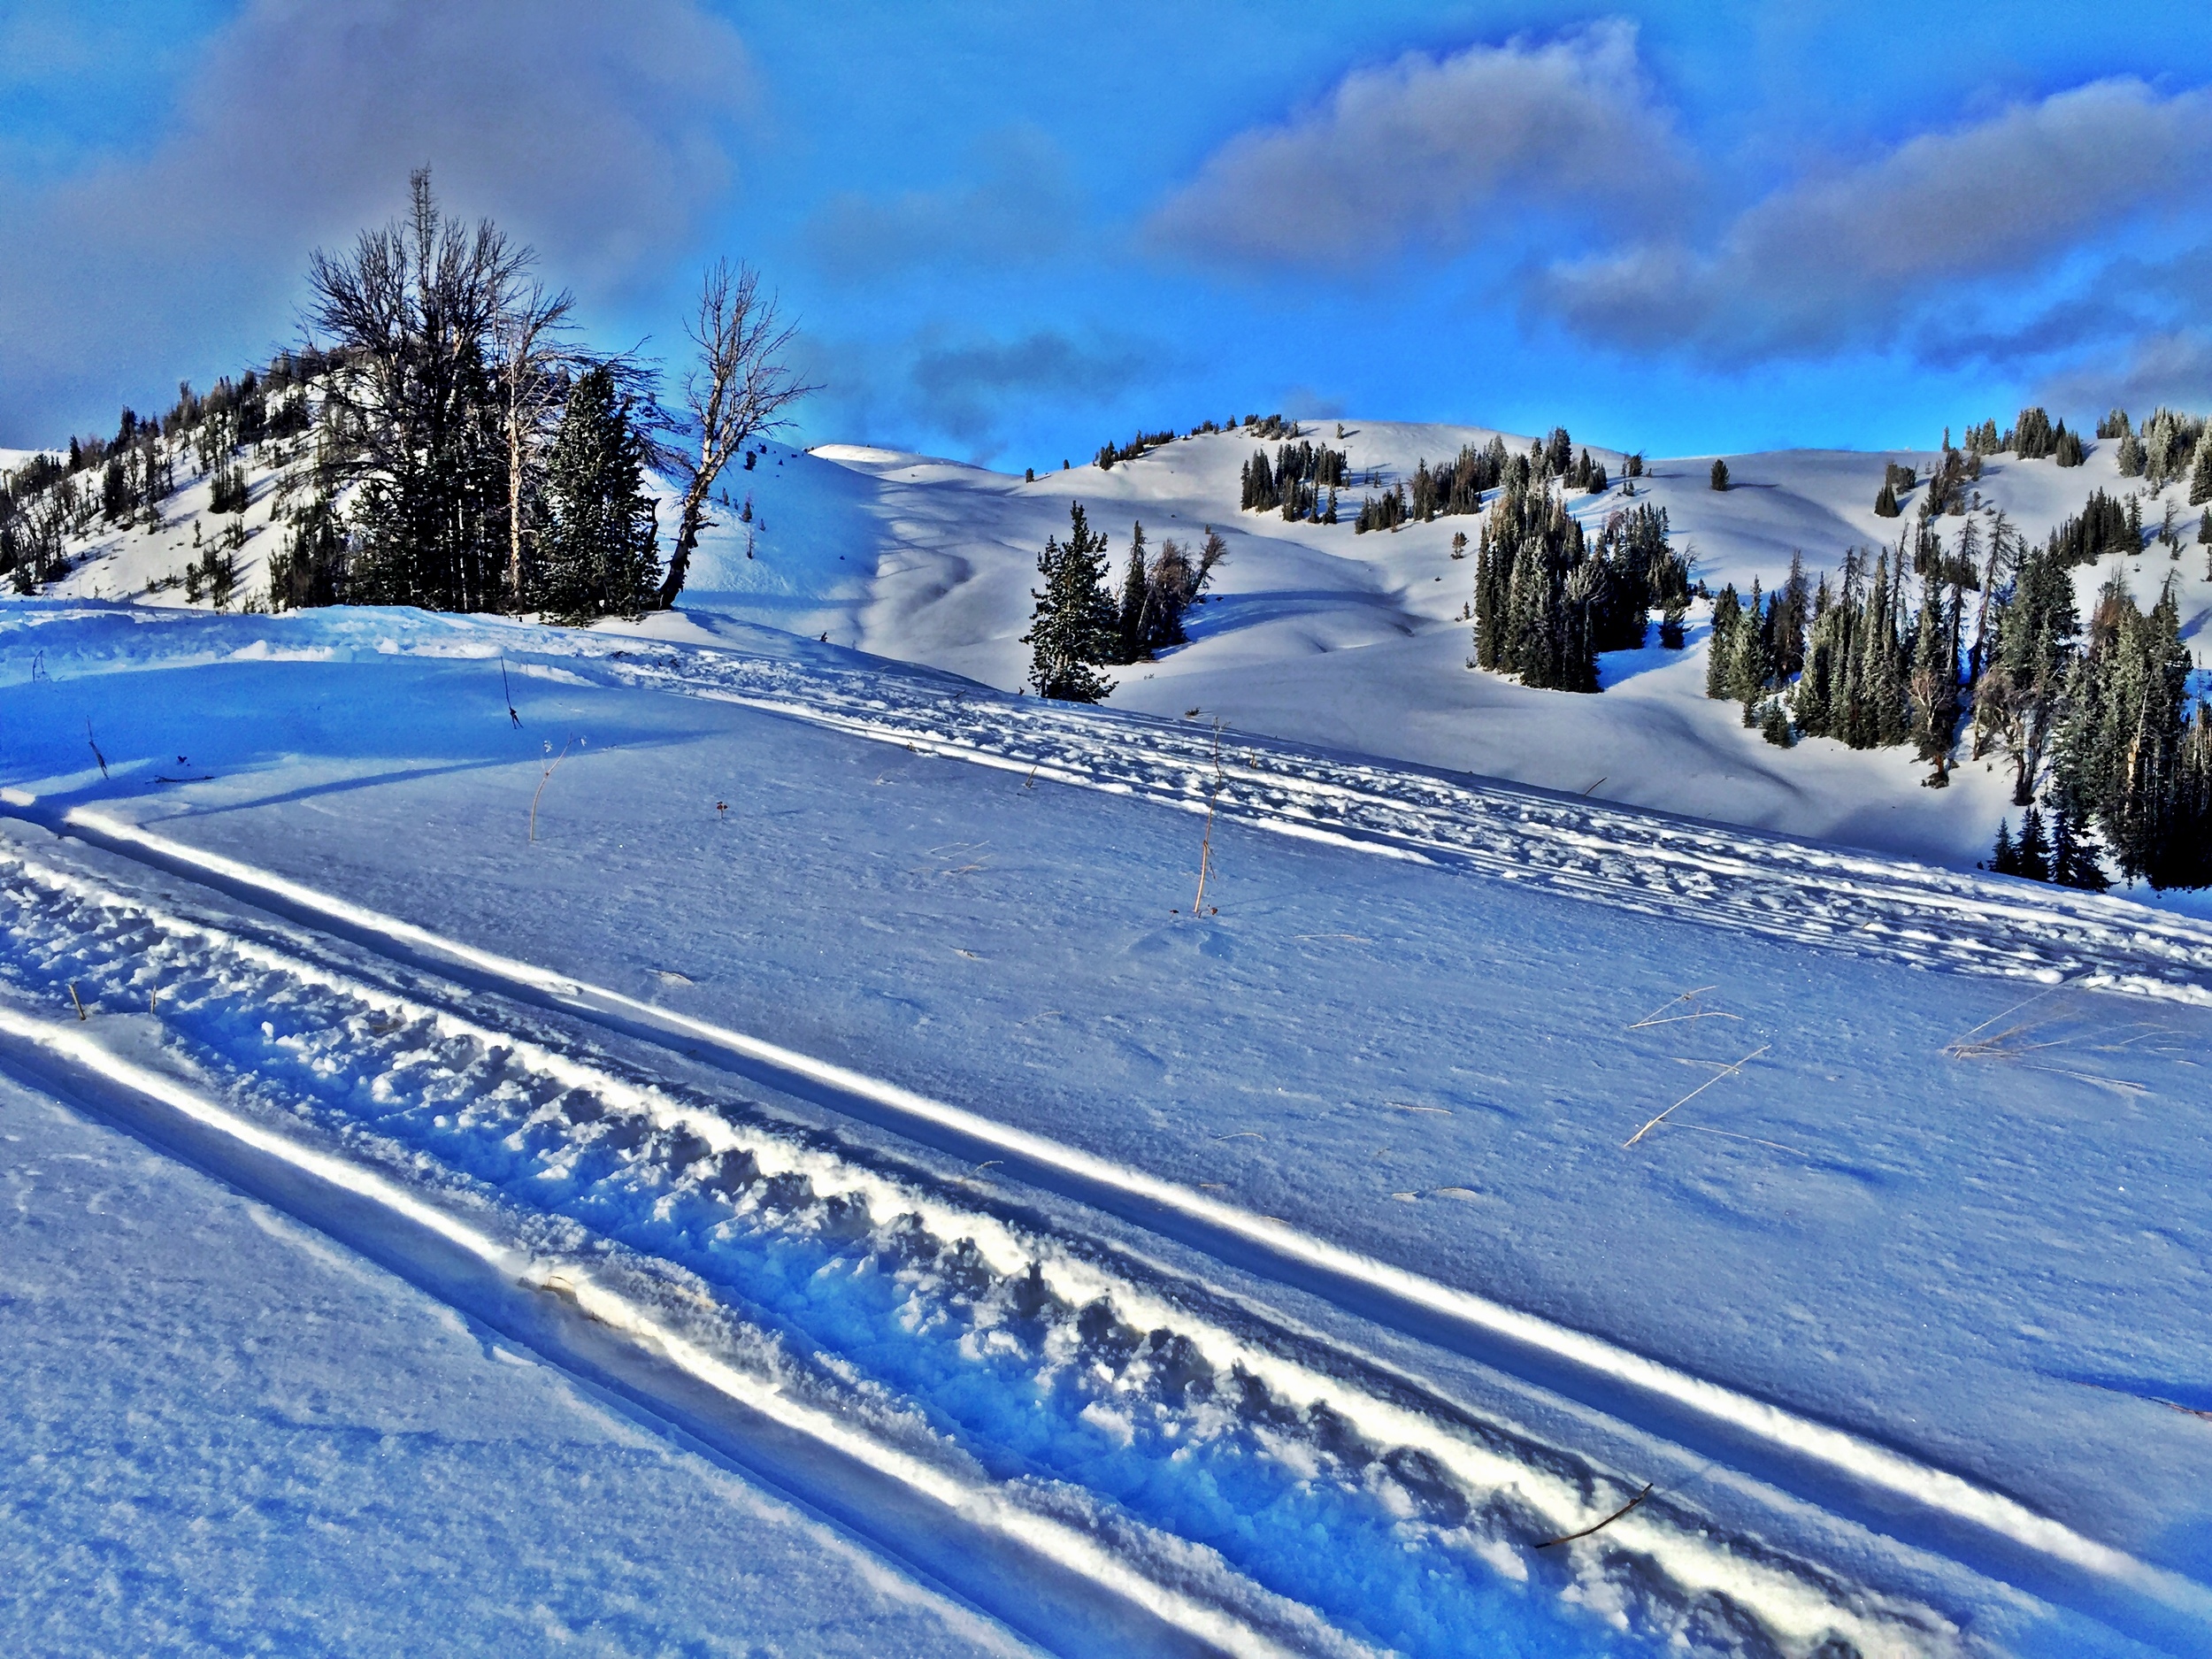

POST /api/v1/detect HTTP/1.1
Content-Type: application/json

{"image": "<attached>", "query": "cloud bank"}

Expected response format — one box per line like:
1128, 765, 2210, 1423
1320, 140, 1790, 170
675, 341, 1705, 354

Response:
0, 0, 753, 443
1144, 22, 1682, 274
1538, 78, 2212, 364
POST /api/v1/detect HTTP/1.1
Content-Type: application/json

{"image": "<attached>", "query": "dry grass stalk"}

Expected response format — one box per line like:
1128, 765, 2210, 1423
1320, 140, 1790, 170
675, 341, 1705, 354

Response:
1624, 1045, 1770, 1148
1627, 986, 1740, 1030
529, 738, 572, 841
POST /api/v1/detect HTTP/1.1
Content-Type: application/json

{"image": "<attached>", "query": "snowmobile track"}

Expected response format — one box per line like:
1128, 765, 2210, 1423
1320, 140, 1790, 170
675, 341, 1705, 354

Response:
2, 822, 2208, 1655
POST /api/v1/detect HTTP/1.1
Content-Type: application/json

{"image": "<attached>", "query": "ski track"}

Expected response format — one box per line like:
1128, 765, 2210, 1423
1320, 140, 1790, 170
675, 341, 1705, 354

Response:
0, 837, 1976, 1659
551, 640, 2212, 1009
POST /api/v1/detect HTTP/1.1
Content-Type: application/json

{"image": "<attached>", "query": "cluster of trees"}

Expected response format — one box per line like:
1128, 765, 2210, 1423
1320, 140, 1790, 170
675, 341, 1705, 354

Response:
1339, 427, 1620, 536
2011, 406, 2085, 466
1094, 428, 1178, 470
1, 171, 808, 621
1708, 501, 2212, 888
1471, 479, 1687, 693
1240, 441, 1348, 519
1024, 504, 1226, 700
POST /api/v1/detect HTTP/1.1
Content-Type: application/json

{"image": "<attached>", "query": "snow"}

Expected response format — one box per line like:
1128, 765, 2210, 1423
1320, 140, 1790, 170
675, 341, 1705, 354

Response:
0, 1067, 1023, 1658
2, 600, 2208, 1655
37, 420, 2212, 890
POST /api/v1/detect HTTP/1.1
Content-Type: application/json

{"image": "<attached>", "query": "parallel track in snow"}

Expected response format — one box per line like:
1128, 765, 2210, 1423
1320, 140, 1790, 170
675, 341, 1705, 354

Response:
554, 641, 2212, 1008
5, 826, 2210, 1655
0, 829, 1990, 1659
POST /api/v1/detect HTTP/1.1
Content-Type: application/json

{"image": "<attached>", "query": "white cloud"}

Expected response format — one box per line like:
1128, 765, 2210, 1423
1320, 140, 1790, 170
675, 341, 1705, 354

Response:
0, 0, 754, 442
1540, 78, 2212, 362
1144, 21, 1683, 273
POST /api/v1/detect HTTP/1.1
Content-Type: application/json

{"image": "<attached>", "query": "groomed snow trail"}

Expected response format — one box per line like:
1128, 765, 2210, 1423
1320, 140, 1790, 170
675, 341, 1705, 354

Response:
545, 638, 2212, 1007
0, 832, 1993, 1659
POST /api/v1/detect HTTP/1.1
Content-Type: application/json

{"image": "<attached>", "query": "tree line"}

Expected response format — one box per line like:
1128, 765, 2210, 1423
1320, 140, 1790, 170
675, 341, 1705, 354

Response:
1708, 495, 2212, 889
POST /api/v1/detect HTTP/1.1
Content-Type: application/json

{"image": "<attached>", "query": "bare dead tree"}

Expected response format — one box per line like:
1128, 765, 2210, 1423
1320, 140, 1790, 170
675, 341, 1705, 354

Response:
657, 259, 814, 608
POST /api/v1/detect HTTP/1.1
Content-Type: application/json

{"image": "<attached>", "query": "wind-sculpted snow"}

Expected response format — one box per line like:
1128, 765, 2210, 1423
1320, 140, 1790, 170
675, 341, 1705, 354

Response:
0, 836, 1971, 1658
534, 633, 2212, 1008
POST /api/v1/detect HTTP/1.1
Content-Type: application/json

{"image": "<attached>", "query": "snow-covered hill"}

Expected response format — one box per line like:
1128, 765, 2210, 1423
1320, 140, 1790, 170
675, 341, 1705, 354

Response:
27, 417, 2212, 888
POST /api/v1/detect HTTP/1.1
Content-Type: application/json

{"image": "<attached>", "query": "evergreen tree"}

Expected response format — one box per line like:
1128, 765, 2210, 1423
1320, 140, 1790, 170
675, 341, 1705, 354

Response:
1705, 585, 1740, 700
1117, 520, 1149, 662
1025, 503, 1118, 702
1874, 480, 1900, 518
1989, 818, 2018, 874
2117, 429, 2147, 476
2050, 807, 2110, 891
1731, 577, 1768, 719
535, 365, 662, 622
1908, 563, 1960, 770
2015, 805, 2052, 881
2190, 429, 2212, 507
1709, 457, 1730, 491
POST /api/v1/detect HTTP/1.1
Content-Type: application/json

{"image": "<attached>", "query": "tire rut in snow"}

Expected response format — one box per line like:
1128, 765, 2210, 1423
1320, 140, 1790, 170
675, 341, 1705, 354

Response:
0, 846, 1955, 1659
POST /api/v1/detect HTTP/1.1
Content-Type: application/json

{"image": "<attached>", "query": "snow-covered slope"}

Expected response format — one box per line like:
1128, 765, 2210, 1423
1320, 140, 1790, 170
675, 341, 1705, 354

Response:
31, 419, 2212, 888
3, 601, 2209, 1655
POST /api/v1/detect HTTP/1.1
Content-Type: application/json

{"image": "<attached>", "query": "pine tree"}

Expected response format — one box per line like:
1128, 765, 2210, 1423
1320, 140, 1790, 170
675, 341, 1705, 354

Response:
1732, 578, 1768, 719
2050, 807, 2110, 891
1874, 480, 1900, 518
535, 365, 662, 622
2190, 429, 2212, 507
2117, 429, 2147, 476
1025, 503, 1118, 702
1705, 585, 1740, 699
1709, 457, 1730, 491
1989, 818, 2018, 874
2016, 805, 2052, 881
1909, 564, 1960, 768
1117, 520, 1149, 662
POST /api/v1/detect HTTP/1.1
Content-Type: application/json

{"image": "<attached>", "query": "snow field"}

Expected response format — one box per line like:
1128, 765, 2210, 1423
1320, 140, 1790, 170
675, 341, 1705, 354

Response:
5, 602, 2212, 1653
0, 829, 1986, 1657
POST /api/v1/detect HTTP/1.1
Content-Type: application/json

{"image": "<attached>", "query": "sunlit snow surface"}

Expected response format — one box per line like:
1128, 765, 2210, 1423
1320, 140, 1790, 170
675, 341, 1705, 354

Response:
1, 601, 2208, 1656
42, 421, 2212, 887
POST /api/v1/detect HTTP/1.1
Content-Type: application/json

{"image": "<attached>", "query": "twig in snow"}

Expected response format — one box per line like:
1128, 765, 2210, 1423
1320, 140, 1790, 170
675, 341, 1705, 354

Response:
1627, 987, 1740, 1030
1534, 1484, 1653, 1548
529, 738, 574, 841
1624, 1046, 1769, 1147
68, 983, 87, 1020
86, 722, 108, 780
500, 655, 522, 727
1181, 718, 1225, 916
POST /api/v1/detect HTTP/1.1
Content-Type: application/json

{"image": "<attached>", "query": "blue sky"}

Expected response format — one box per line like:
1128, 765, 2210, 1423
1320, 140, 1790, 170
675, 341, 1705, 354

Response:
5, 1, 2212, 463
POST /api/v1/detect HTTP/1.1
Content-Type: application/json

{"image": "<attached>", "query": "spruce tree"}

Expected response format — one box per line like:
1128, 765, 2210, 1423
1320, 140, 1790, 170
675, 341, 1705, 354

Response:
1025, 503, 1117, 702
2190, 430, 2212, 507
2016, 805, 2052, 881
1909, 564, 1960, 768
536, 365, 661, 622
1706, 586, 1740, 699
1117, 520, 1149, 662
1709, 458, 1730, 491
1874, 480, 1900, 518
2050, 808, 2110, 891
1990, 818, 2018, 874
